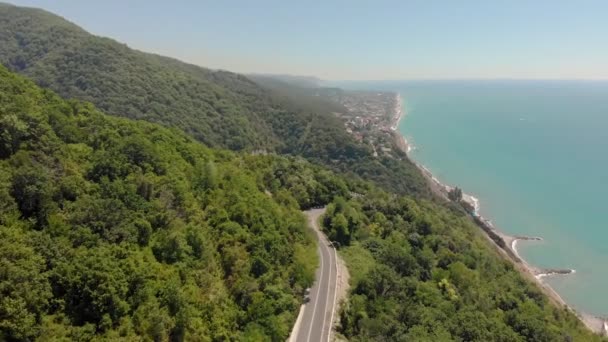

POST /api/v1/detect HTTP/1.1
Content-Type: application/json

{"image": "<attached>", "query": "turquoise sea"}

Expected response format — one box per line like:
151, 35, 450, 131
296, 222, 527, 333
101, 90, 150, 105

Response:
336, 80, 608, 316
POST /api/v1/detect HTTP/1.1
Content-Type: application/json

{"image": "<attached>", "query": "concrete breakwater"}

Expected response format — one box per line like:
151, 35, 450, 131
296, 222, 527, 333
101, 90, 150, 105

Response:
474, 212, 574, 278
535, 268, 576, 280
513, 235, 542, 241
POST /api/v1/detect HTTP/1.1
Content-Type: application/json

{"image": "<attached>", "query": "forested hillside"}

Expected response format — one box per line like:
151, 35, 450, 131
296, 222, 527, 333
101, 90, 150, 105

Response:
0, 2, 431, 198
0, 62, 602, 341
0, 65, 356, 341
1, 3, 604, 342
0, 2, 275, 151
322, 195, 603, 341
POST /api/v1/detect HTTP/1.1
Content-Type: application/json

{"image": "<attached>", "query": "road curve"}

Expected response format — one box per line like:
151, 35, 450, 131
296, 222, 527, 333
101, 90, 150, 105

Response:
292, 208, 338, 342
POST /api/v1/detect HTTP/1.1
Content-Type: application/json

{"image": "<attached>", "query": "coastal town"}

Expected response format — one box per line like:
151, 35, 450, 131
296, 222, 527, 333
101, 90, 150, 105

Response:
327, 90, 406, 159
331, 90, 488, 214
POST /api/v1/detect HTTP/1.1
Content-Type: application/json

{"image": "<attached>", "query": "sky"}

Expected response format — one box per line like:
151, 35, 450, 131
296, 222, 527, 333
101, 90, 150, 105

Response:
7, 0, 608, 80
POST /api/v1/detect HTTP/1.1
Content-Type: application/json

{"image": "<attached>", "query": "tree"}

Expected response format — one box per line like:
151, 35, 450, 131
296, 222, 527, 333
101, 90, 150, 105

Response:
0, 114, 29, 158
331, 213, 350, 245
196, 160, 218, 191
0, 226, 51, 340
448, 187, 463, 202
10, 165, 54, 226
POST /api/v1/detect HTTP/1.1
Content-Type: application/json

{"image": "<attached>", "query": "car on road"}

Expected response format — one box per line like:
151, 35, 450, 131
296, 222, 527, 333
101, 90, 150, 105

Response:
303, 288, 311, 303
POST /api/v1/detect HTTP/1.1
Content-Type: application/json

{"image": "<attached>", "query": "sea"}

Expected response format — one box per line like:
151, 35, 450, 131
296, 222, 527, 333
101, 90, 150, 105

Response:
333, 80, 608, 316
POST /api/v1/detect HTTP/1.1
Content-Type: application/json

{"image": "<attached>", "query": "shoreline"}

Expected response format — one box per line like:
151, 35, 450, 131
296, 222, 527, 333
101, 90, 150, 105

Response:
390, 94, 412, 153
390, 93, 403, 131
390, 93, 606, 335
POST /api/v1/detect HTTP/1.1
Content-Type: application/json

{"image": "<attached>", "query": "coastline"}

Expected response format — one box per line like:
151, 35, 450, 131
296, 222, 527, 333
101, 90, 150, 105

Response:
390, 93, 607, 335
390, 94, 411, 153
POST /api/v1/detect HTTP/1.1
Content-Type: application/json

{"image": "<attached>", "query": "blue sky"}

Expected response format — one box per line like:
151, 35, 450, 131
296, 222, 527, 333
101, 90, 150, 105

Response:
7, 0, 608, 80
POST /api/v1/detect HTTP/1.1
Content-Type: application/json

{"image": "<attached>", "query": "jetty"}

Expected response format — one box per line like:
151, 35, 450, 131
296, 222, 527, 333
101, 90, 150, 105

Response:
535, 268, 575, 278
513, 236, 542, 241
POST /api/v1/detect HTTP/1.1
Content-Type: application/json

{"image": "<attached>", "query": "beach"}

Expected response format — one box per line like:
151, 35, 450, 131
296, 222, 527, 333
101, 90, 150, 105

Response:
391, 94, 607, 335
390, 94, 412, 154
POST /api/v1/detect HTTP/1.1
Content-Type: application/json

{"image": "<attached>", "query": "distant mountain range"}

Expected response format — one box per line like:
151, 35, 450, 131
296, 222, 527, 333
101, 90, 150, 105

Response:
248, 73, 324, 88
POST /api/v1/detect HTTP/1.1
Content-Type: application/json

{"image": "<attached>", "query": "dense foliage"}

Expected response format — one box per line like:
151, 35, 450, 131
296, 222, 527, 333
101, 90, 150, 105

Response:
0, 65, 359, 341
0, 3, 431, 198
0, 3, 274, 151
322, 195, 602, 341
1, 4, 603, 341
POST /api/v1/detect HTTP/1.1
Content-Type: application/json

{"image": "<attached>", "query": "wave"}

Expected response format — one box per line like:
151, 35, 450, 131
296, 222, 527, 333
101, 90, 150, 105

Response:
511, 239, 520, 259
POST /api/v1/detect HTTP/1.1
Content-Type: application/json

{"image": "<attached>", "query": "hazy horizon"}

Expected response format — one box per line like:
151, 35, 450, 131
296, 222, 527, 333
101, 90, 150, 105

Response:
6, 0, 608, 81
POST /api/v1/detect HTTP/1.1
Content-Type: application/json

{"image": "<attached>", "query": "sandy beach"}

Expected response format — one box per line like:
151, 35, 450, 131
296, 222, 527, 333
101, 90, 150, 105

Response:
391, 94, 607, 336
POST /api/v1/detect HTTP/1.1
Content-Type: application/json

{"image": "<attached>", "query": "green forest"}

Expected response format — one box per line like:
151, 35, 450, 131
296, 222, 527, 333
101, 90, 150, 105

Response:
0, 65, 352, 340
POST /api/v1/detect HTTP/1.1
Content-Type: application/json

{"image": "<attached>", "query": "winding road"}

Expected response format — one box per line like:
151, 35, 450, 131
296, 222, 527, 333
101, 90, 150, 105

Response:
290, 208, 338, 342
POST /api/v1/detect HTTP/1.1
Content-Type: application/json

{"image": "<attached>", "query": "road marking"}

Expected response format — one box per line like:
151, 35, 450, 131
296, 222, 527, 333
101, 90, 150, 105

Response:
322, 240, 332, 340
327, 244, 338, 342
288, 304, 305, 342
306, 223, 324, 342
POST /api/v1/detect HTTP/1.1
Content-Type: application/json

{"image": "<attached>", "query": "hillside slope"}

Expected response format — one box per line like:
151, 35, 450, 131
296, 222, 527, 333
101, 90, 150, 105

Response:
0, 2, 275, 150
0, 2, 431, 198
0, 64, 356, 341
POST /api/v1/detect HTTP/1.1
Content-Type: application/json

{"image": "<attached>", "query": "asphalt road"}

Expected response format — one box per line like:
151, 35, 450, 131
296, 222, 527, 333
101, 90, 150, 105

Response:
293, 208, 338, 342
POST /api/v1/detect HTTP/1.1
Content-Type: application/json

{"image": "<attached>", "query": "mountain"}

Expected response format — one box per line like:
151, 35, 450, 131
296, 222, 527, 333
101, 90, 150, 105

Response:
0, 2, 275, 151
248, 73, 324, 88
0, 2, 431, 198
248, 74, 347, 114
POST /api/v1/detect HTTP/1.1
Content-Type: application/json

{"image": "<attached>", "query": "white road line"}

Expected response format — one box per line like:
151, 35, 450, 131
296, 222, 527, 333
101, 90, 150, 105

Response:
327, 244, 338, 342
322, 242, 332, 340
306, 230, 324, 342
288, 304, 305, 342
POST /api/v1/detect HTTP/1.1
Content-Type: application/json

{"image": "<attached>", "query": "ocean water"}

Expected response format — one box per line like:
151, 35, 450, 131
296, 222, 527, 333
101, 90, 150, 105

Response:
335, 80, 608, 316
